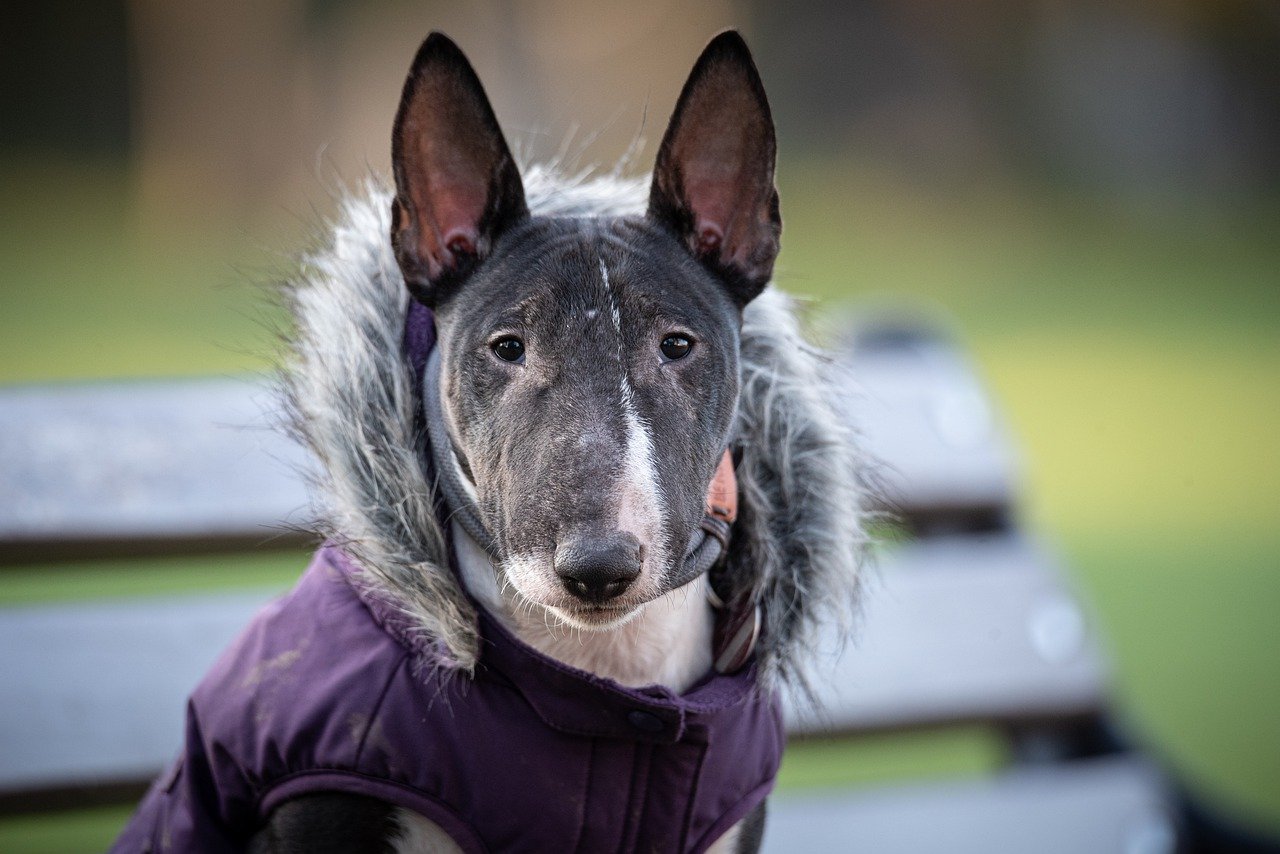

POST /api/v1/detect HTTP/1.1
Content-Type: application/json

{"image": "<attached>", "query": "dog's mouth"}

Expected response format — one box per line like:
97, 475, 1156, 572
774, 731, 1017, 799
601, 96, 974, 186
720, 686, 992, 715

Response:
545, 601, 646, 631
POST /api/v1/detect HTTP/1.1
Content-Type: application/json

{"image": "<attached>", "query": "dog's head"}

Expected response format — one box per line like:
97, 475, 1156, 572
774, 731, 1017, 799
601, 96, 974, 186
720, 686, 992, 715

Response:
390, 32, 780, 630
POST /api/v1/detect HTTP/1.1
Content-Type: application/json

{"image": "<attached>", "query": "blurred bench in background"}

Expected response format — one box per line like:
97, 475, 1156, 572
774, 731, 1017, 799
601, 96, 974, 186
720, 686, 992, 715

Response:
0, 320, 1189, 852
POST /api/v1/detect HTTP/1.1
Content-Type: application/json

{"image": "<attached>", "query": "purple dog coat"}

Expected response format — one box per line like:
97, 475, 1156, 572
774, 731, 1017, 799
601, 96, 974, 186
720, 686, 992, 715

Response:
110, 545, 784, 852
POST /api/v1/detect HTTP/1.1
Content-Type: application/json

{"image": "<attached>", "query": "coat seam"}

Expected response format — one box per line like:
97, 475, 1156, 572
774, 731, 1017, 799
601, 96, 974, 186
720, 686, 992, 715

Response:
570, 737, 596, 854
678, 741, 711, 851
352, 649, 411, 766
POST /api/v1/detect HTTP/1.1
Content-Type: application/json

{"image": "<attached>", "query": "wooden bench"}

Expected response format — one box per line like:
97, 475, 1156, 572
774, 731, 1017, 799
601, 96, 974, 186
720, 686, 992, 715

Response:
0, 321, 1187, 851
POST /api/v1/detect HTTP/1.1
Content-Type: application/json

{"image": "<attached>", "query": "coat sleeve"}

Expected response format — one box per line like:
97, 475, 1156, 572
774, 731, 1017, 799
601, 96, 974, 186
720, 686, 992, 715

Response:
108, 555, 397, 851
109, 698, 257, 853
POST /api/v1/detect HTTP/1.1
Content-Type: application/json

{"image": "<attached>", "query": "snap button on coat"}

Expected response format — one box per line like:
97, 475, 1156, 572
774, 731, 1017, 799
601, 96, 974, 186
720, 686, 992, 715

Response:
627, 710, 666, 733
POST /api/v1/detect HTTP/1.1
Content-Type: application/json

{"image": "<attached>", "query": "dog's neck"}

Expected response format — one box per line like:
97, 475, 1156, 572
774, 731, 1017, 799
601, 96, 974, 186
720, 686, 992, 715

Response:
452, 521, 715, 692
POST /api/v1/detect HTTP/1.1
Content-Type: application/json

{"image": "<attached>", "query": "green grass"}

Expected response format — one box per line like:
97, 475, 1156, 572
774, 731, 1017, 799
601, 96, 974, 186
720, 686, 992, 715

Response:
0, 157, 287, 384
0, 551, 306, 606
1, 154, 1277, 846
779, 727, 1008, 791
776, 162, 1280, 834
777, 162, 1280, 339
1067, 535, 1280, 832
0, 806, 134, 854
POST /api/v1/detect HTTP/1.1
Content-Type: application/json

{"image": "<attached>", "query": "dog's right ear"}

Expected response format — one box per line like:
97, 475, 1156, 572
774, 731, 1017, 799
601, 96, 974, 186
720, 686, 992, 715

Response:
391, 33, 528, 306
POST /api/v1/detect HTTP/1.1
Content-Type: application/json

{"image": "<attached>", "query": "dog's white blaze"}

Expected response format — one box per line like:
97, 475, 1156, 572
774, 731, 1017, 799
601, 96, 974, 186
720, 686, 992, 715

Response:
619, 393, 664, 563
599, 257, 665, 578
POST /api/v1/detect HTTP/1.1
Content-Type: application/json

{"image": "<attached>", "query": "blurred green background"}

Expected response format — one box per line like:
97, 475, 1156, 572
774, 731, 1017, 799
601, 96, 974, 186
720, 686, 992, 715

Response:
2, 1, 1278, 850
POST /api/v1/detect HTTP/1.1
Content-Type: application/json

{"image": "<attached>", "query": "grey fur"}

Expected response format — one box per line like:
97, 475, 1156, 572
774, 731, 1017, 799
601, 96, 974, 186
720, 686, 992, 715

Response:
283, 166, 869, 690
732, 288, 870, 691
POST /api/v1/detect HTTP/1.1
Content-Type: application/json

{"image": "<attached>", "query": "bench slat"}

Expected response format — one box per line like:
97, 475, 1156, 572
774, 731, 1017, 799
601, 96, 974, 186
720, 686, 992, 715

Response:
836, 325, 1019, 523
763, 756, 1174, 854
0, 380, 312, 560
786, 534, 1107, 734
0, 591, 266, 791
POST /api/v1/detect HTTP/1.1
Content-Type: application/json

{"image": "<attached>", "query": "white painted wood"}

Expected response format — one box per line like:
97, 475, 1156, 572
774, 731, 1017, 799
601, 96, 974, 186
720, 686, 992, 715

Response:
763, 756, 1176, 854
835, 324, 1019, 518
0, 322, 1013, 551
0, 379, 310, 547
0, 335, 1164, 854
0, 591, 265, 790
786, 534, 1108, 734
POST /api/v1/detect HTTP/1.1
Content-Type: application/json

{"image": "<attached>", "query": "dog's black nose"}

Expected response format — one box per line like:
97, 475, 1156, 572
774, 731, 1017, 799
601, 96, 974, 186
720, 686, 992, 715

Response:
555, 532, 643, 604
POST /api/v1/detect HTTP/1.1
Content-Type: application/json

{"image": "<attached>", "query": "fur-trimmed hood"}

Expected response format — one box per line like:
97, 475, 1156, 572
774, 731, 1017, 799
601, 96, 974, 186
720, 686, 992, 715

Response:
284, 166, 868, 692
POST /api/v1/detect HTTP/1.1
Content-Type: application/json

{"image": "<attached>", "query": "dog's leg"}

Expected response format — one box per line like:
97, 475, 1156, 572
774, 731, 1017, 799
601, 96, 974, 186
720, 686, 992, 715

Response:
707, 823, 743, 854
735, 800, 768, 853
247, 792, 399, 853
705, 801, 768, 854
389, 808, 465, 854
249, 797, 464, 853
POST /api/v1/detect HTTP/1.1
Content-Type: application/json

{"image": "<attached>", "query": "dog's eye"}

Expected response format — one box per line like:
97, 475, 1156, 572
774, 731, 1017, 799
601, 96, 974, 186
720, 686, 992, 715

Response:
491, 336, 525, 364
660, 335, 693, 361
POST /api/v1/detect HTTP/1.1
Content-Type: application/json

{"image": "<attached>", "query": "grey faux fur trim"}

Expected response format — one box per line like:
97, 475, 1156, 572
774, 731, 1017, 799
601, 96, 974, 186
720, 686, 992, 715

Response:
284, 165, 868, 690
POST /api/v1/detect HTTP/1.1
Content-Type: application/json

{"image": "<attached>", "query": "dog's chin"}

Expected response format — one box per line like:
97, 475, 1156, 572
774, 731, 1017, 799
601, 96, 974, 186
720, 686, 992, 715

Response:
542, 601, 647, 632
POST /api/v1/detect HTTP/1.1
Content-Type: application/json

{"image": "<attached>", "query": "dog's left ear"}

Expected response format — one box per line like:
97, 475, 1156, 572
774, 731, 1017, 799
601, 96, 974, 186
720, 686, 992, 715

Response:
648, 31, 780, 306
391, 32, 529, 306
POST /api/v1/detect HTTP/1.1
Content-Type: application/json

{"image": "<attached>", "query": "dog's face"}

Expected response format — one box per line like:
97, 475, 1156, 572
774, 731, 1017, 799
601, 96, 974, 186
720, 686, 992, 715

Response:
390, 32, 780, 629
433, 219, 743, 627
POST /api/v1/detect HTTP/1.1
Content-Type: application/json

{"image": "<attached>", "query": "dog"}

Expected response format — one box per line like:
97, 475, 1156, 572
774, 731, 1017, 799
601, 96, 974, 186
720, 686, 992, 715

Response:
112, 29, 864, 854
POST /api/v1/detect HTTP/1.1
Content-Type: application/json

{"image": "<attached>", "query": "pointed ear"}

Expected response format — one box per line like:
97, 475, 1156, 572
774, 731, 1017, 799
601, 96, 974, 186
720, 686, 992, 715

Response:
648, 31, 780, 306
391, 32, 528, 306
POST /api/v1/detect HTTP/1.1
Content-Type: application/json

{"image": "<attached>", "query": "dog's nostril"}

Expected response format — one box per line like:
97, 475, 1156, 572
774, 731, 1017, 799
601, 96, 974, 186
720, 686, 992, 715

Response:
555, 532, 643, 604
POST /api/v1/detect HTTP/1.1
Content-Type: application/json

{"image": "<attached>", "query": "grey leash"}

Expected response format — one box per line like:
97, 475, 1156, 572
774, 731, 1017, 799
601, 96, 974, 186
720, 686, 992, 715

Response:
422, 347, 727, 593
